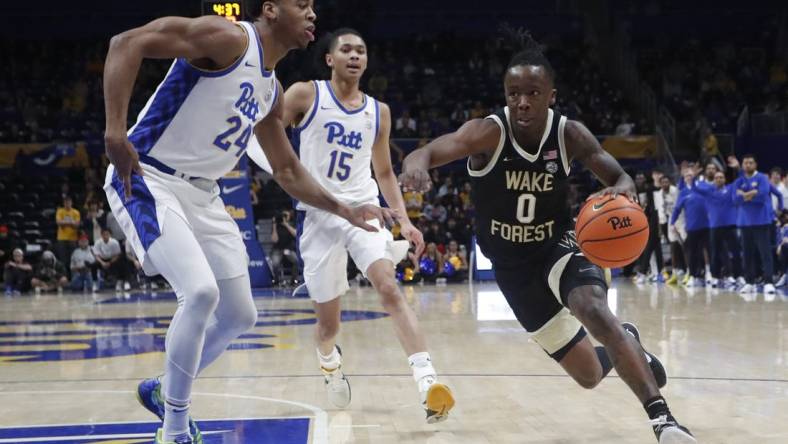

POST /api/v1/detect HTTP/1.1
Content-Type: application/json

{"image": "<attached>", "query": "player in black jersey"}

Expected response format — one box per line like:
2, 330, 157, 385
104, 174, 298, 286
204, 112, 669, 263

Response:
400, 31, 696, 444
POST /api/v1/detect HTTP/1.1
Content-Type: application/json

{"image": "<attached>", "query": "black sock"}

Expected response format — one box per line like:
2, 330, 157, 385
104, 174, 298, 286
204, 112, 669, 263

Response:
594, 346, 614, 378
644, 396, 670, 420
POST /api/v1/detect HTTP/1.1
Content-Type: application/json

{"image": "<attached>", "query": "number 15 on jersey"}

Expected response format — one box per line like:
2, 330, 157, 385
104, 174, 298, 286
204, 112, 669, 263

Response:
328, 150, 353, 181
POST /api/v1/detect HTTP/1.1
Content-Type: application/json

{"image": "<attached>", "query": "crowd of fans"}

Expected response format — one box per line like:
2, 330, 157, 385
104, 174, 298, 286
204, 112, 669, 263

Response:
2, 179, 165, 295
632, 155, 787, 295
0, 28, 641, 146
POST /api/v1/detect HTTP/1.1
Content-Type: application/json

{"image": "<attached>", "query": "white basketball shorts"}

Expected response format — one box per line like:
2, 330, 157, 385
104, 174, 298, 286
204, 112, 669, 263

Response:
103, 164, 248, 280
297, 207, 397, 303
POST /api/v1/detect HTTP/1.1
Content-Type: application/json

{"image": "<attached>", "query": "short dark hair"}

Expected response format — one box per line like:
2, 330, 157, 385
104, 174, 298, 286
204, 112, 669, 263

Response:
742, 153, 758, 162
770, 166, 784, 177
327, 28, 364, 53
246, 1, 278, 20
502, 25, 555, 83
314, 28, 364, 76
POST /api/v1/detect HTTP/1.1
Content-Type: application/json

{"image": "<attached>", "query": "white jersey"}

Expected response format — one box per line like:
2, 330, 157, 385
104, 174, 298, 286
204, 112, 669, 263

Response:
292, 80, 381, 210
127, 21, 278, 180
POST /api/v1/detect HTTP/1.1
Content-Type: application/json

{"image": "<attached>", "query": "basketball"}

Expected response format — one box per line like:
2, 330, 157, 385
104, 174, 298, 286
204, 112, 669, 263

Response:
576, 195, 650, 268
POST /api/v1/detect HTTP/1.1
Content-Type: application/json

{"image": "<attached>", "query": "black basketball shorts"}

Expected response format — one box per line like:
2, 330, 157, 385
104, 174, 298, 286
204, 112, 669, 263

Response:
493, 230, 608, 361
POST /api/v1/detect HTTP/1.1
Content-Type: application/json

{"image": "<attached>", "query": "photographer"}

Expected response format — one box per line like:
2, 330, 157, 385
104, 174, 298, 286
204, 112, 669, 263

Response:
269, 210, 299, 284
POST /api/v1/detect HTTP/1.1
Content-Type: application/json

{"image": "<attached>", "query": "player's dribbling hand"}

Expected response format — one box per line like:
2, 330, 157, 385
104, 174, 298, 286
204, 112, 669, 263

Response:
105, 133, 143, 201
587, 186, 637, 203
400, 222, 425, 257
398, 169, 432, 193
345, 204, 398, 232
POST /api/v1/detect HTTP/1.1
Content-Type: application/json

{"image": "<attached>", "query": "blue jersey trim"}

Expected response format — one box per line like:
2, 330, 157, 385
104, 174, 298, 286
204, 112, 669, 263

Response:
294, 81, 320, 131
111, 170, 161, 251
248, 21, 274, 78
128, 59, 201, 155
295, 210, 305, 270
325, 80, 367, 115
373, 98, 380, 141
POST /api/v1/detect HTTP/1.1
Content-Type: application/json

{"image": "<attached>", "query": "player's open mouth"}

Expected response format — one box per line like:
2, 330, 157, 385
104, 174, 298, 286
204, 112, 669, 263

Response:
305, 26, 315, 41
347, 64, 361, 72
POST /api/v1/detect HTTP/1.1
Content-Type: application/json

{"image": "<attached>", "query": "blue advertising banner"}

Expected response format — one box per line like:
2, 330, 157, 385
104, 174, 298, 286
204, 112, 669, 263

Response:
218, 157, 272, 288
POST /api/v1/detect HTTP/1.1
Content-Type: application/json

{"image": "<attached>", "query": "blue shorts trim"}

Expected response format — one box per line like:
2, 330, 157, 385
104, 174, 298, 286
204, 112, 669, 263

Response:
111, 170, 161, 251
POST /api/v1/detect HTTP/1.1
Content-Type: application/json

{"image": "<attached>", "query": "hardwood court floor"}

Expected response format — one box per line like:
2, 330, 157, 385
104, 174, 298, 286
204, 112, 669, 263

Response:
0, 280, 786, 443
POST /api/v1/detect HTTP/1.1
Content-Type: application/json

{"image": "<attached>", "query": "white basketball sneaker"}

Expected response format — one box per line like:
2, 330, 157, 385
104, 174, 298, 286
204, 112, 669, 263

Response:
763, 283, 776, 295
321, 346, 351, 408
418, 375, 455, 424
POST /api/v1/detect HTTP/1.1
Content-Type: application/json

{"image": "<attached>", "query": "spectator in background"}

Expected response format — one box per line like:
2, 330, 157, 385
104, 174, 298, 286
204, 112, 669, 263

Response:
699, 124, 721, 165
450, 102, 468, 127
437, 176, 455, 199
82, 201, 106, 244
635, 172, 663, 283
4, 248, 32, 295
93, 228, 125, 291
656, 175, 687, 284
444, 217, 469, 246
770, 167, 787, 214
395, 109, 417, 137
671, 170, 709, 287
125, 240, 161, 291
0, 225, 12, 262
31, 250, 68, 294
423, 221, 447, 246
70, 235, 95, 292
269, 210, 298, 284
404, 190, 424, 221
104, 210, 126, 244
423, 198, 448, 224
614, 112, 635, 136
459, 182, 472, 210
419, 242, 444, 282
444, 240, 468, 282
693, 171, 742, 287
734, 154, 775, 294
776, 211, 788, 287
469, 101, 486, 119
367, 71, 388, 97
55, 196, 80, 264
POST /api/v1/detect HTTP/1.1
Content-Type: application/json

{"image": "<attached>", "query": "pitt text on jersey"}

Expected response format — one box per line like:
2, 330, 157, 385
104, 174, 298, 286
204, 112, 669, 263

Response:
325, 121, 363, 150
489, 170, 557, 244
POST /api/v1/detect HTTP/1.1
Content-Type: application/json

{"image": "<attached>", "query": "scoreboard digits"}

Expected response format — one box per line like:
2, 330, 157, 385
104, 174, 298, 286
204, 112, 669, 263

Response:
203, 1, 244, 22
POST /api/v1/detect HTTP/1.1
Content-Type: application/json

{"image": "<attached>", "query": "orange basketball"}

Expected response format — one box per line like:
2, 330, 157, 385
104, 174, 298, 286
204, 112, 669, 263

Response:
575, 195, 649, 268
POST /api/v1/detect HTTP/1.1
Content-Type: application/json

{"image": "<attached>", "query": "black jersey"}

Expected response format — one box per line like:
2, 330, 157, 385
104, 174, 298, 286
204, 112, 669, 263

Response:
469, 107, 573, 264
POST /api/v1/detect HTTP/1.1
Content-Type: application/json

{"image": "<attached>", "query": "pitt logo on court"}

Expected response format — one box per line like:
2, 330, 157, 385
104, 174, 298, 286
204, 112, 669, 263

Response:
0, 308, 386, 363
235, 82, 260, 121
324, 121, 363, 150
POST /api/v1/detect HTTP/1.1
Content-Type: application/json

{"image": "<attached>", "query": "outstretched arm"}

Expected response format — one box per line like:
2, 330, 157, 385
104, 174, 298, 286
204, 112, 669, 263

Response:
565, 120, 636, 201
400, 118, 500, 192
373, 103, 425, 256
254, 81, 395, 232
103, 16, 246, 199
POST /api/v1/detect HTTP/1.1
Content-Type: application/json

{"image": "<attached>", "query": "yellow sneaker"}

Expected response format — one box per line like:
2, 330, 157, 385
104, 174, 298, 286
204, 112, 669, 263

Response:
421, 379, 455, 424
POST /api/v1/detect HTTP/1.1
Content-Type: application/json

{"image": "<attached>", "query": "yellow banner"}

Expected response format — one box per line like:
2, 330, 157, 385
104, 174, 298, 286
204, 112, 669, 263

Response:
601, 136, 657, 159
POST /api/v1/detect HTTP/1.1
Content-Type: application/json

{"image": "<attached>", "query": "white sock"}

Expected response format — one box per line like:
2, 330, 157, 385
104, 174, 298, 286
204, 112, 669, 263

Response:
408, 352, 437, 383
163, 397, 190, 440
317, 346, 341, 372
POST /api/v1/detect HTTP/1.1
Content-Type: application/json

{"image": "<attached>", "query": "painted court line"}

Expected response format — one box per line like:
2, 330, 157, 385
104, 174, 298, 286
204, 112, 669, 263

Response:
0, 390, 328, 444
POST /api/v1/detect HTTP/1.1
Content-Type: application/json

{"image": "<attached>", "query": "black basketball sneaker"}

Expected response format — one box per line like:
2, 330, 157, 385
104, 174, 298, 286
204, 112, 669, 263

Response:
622, 322, 667, 388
